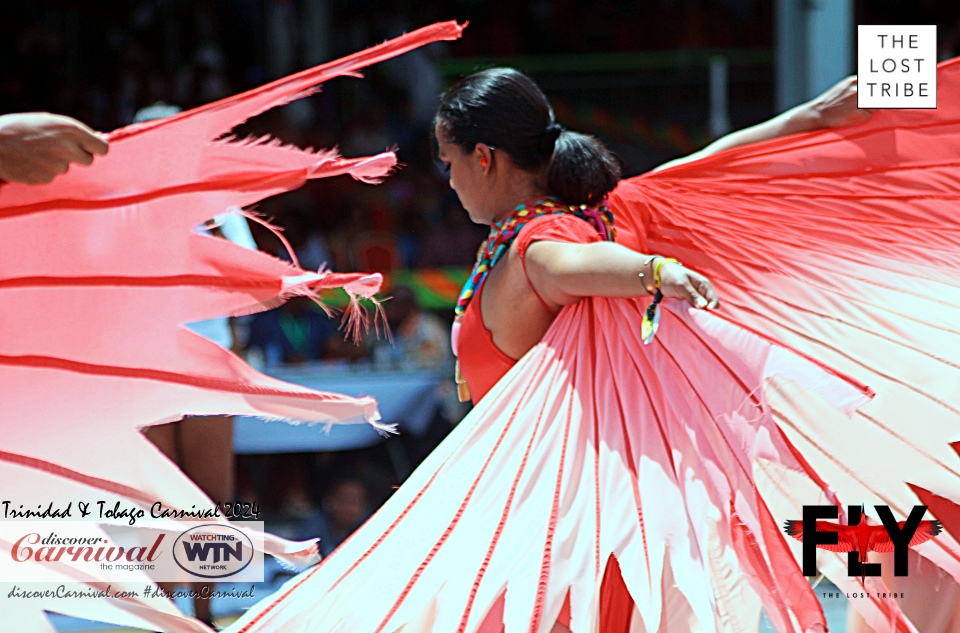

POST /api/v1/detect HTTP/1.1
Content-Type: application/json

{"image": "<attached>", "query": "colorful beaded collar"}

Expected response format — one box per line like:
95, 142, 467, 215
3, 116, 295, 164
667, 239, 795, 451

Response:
454, 197, 616, 317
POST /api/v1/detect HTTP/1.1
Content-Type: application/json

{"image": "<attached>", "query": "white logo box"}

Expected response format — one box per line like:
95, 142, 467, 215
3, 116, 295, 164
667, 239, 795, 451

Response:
858, 25, 937, 109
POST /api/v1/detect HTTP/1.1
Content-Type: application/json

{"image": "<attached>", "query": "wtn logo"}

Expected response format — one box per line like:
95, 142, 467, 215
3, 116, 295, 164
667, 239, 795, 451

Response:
173, 524, 255, 579
783, 505, 942, 584
180, 540, 243, 564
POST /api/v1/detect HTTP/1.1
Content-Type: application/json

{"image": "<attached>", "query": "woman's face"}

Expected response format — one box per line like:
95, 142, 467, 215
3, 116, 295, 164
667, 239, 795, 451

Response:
435, 122, 493, 225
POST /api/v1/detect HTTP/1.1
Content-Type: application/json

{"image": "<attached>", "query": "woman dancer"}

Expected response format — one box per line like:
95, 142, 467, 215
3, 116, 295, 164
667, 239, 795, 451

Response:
226, 60, 960, 632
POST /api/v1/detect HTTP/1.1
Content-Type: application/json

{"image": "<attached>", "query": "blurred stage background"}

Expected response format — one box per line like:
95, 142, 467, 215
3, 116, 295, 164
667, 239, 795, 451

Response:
4, 0, 960, 630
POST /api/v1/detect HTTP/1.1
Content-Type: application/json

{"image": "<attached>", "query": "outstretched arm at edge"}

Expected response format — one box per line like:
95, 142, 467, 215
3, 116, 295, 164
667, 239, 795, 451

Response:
525, 240, 720, 311
654, 76, 871, 172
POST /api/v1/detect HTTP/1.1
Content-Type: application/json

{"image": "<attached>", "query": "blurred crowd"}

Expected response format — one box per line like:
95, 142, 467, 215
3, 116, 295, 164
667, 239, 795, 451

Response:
9, 0, 960, 573
0, 1, 782, 315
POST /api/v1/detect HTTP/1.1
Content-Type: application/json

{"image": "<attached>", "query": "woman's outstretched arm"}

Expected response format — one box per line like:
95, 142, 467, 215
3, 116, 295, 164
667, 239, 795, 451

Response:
524, 240, 719, 310
653, 76, 871, 172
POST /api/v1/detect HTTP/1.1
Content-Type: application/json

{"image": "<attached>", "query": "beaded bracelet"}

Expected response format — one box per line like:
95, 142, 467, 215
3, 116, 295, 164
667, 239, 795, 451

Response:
641, 257, 679, 344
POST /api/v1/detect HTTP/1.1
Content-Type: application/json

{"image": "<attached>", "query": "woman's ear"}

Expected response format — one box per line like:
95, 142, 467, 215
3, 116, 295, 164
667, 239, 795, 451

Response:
475, 143, 494, 171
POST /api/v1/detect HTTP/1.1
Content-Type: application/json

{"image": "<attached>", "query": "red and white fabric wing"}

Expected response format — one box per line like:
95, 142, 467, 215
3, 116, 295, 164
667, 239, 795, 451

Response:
0, 21, 464, 633
610, 57, 960, 630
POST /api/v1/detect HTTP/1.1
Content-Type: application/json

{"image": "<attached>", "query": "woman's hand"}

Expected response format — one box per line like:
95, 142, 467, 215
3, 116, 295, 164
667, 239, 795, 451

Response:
806, 76, 873, 129
656, 261, 720, 310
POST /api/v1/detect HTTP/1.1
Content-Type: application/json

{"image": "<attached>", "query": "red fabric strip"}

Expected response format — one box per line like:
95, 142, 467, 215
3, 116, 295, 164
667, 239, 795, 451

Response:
530, 391, 576, 632
374, 376, 544, 633
457, 355, 556, 632
0, 354, 355, 401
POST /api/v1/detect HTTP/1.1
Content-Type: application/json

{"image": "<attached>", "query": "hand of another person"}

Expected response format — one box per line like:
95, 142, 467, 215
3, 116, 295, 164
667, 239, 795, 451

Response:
807, 76, 873, 129
0, 112, 109, 184
657, 261, 720, 310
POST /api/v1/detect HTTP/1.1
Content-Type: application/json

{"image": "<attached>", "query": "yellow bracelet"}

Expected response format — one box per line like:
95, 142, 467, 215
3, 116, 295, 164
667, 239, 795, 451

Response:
653, 257, 679, 289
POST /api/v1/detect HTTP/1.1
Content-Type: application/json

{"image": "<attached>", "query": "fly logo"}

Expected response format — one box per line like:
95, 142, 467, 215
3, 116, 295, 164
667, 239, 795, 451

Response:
783, 505, 942, 584
173, 524, 254, 578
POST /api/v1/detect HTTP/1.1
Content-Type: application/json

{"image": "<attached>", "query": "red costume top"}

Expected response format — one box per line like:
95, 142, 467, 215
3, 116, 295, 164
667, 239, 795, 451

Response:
457, 213, 603, 402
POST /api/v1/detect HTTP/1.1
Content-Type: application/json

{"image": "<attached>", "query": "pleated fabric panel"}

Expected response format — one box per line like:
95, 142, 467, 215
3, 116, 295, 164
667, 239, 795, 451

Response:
608, 56, 960, 632
227, 295, 901, 633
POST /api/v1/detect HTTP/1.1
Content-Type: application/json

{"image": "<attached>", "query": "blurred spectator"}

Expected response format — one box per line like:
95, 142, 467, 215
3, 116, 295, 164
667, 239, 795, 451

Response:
297, 477, 371, 556
342, 103, 392, 157
327, 202, 369, 271
246, 296, 364, 365
417, 199, 488, 267
371, 286, 451, 369
396, 203, 429, 268
276, 209, 334, 272
378, 15, 445, 128
942, 16, 960, 60
132, 100, 180, 123
353, 205, 403, 273
175, 42, 232, 107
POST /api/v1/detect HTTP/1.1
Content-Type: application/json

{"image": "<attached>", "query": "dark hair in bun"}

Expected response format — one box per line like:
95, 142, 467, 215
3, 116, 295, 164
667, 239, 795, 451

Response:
435, 68, 621, 206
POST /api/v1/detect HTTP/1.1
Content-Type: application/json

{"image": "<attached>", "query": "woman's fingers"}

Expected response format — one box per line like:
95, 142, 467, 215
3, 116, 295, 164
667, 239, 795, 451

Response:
661, 265, 721, 310
71, 125, 109, 156
814, 75, 873, 129
60, 140, 96, 166
680, 280, 708, 309
695, 276, 720, 309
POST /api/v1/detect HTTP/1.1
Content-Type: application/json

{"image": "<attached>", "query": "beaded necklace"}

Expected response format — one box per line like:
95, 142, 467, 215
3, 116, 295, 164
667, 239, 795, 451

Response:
454, 197, 616, 317
452, 197, 616, 402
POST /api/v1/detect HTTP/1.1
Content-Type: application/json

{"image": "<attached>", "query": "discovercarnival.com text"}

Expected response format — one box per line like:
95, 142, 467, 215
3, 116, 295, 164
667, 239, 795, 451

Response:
6, 584, 256, 600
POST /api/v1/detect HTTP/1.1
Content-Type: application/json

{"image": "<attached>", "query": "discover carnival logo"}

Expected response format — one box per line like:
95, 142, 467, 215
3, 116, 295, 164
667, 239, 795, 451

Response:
173, 524, 254, 579
2, 520, 265, 582
11, 532, 164, 567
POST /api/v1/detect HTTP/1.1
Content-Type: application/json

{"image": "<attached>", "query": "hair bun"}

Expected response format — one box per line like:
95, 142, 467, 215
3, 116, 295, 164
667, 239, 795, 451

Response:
540, 122, 564, 154
436, 68, 619, 205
